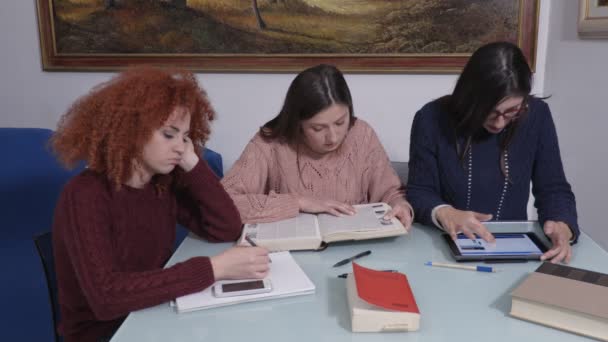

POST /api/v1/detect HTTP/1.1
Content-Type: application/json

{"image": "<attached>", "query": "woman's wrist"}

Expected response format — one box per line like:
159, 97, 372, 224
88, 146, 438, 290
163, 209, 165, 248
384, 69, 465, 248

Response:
210, 255, 224, 281
433, 205, 453, 229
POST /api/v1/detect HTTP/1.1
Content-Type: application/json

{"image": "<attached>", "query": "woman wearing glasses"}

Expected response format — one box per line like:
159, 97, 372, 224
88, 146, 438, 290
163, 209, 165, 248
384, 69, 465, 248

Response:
406, 41, 578, 263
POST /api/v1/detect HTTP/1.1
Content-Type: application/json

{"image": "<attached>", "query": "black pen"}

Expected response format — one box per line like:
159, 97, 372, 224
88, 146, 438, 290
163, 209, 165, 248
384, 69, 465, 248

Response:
337, 270, 397, 278
332, 250, 372, 267
244, 235, 272, 263
244, 235, 258, 247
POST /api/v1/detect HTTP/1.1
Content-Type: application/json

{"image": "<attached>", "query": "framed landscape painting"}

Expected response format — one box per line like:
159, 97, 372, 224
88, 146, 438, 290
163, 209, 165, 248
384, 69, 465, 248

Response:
578, 0, 608, 38
36, 0, 539, 72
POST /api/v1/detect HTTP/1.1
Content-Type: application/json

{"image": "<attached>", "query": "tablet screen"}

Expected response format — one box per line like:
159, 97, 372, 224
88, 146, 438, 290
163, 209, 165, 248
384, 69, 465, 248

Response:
455, 233, 543, 256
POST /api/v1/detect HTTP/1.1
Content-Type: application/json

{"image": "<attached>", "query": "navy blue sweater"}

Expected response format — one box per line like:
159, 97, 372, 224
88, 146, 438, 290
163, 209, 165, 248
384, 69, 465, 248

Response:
406, 97, 579, 242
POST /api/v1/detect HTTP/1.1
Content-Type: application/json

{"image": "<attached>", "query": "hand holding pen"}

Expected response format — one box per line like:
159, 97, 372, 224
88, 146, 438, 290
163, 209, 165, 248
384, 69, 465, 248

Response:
209, 243, 271, 279
245, 235, 271, 263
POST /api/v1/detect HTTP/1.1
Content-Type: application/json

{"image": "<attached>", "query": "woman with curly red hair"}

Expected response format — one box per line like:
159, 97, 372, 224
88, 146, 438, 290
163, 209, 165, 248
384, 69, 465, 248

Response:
51, 67, 269, 342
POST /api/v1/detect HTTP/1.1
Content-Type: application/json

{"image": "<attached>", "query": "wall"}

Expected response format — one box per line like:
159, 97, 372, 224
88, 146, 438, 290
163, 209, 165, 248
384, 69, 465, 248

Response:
0, 0, 548, 169
543, 0, 608, 251
8, 1, 606, 250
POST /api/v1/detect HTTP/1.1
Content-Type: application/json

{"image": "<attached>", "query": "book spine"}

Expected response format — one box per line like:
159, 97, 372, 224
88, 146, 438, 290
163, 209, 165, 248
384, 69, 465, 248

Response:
536, 262, 608, 288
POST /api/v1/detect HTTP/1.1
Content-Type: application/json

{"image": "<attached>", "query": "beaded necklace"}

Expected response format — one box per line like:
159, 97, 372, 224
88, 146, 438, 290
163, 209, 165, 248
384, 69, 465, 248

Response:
464, 147, 510, 220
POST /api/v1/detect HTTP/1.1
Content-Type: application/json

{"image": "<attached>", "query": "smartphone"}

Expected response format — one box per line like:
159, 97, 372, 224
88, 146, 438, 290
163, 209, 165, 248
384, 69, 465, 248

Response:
212, 279, 272, 298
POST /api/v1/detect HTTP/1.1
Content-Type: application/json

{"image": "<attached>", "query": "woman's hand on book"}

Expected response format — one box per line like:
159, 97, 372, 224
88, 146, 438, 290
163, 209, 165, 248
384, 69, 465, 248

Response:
436, 206, 495, 242
210, 246, 271, 280
541, 220, 573, 264
385, 202, 413, 230
296, 195, 356, 216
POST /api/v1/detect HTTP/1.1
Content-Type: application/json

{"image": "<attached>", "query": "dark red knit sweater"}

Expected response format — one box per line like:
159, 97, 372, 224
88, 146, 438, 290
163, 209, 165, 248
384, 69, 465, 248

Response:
52, 161, 242, 342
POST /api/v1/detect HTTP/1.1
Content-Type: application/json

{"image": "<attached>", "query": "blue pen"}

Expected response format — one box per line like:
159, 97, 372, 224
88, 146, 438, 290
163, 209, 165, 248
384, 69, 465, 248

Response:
425, 261, 497, 273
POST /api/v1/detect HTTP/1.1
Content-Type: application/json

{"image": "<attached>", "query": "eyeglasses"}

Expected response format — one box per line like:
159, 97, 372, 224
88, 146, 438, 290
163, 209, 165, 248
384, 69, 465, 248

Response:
488, 102, 528, 121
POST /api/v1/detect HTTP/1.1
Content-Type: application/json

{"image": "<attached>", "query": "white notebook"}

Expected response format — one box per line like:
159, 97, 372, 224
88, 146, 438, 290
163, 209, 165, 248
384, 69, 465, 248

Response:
174, 251, 315, 313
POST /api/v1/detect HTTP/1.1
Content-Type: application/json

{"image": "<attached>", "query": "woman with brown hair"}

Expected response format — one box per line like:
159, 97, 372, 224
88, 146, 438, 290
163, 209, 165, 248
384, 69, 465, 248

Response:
222, 64, 413, 227
51, 67, 269, 342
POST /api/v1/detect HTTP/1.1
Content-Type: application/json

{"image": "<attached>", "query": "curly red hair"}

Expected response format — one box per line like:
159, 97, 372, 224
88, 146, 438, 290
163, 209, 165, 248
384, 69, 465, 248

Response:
52, 67, 215, 188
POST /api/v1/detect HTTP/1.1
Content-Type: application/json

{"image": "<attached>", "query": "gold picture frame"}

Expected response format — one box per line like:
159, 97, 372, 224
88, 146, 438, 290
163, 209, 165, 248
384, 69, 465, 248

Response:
37, 0, 539, 73
578, 0, 608, 38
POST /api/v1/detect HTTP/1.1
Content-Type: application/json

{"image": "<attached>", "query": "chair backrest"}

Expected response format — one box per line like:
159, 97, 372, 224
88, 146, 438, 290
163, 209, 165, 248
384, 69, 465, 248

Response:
391, 161, 409, 186
203, 147, 223, 178
0, 128, 83, 239
34, 231, 62, 342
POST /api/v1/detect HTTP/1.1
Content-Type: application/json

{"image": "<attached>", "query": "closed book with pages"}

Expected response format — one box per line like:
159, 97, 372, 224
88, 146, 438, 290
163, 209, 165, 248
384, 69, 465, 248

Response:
510, 262, 608, 341
346, 263, 420, 332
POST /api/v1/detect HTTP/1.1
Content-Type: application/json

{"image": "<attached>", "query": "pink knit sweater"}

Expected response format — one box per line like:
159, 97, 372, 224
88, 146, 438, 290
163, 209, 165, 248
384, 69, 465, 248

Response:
222, 119, 411, 223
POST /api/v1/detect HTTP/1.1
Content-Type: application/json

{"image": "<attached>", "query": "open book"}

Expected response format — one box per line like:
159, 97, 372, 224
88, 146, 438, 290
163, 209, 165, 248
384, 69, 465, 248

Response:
174, 251, 315, 313
346, 263, 420, 332
238, 202, 407, 251
510, 262, 608, 340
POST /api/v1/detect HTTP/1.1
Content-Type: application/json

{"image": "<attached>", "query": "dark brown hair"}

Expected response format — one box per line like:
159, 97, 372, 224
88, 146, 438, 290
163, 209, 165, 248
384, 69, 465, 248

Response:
440, 41, 532, 177
261, 64, 355, 146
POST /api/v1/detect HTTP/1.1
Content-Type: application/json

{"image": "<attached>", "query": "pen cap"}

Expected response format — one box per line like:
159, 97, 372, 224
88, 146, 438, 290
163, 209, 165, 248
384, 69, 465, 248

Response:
476, 266, 493, 273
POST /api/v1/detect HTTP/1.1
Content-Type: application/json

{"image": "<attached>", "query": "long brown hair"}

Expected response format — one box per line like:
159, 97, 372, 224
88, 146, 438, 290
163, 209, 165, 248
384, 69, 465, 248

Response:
261, 64, 355, 146
52, 66, 215, 189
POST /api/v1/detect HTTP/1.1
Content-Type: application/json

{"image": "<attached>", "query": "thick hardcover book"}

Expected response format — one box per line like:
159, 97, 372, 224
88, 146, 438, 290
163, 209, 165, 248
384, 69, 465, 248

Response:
238, 202, 407, 251
510, 262, 608, 341
346, 263, 420, 332
174, 251, 315, 313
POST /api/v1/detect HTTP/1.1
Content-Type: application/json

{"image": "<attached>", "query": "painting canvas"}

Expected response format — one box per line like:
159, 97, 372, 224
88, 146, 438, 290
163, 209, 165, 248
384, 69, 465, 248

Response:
37, 0, 539, 72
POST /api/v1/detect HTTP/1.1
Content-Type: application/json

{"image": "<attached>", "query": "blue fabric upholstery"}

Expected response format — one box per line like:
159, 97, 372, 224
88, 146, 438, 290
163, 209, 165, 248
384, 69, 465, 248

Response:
0, 128, 82, 239
0, 128, 224, 341
0, 128, 83, 342
391, 161, 409, 186
2, 239, 56, 342
174, 147, 224, 250
203, 147, 223, 178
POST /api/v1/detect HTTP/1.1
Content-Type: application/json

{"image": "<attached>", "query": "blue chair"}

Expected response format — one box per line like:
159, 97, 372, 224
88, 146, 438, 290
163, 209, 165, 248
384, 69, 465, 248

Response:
35, 232, 62, 342
0, 128, 82, 342
174, 147, 225, 250
0, 128, 82, 239
0, 128, 224, 341
391, 161, 409, 186
203, 147, 224, 180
